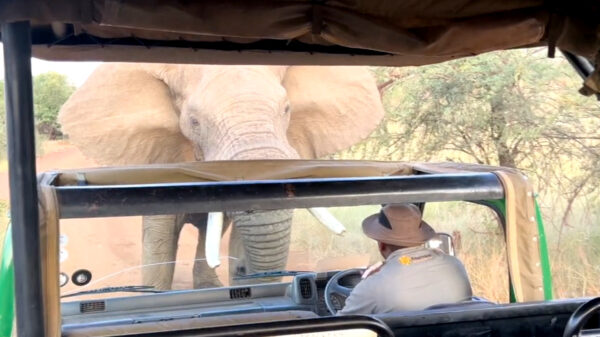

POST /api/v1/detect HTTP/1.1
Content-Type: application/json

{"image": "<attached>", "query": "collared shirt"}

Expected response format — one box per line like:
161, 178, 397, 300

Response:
339, 246, 472, 315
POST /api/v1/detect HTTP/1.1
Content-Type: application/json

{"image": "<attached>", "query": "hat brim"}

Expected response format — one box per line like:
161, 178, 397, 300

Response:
361, 212, 435, 246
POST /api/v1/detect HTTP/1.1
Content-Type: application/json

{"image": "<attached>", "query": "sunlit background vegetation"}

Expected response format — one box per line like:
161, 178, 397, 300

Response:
1, 47, 599, 302
334, 48, 600, 300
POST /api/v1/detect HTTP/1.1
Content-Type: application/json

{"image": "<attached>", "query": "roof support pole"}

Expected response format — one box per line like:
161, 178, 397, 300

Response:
561, 49, 600, 100
561, 50, 594, 79
55, 173, 504, 218
2, 21, 46, 337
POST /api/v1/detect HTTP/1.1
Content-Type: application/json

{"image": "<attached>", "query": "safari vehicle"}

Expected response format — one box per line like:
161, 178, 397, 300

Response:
1, 1, 599, 337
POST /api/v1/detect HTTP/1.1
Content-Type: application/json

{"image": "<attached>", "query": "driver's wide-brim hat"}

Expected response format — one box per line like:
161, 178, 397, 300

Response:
362, 203, 435, 246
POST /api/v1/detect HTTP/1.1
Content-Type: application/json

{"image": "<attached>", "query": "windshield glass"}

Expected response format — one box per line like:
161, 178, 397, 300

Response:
58, 202, 508, 302
58, 206, 380, 300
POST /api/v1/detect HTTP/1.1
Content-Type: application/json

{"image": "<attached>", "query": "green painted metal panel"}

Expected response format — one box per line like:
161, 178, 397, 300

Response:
0, 222, 15, 337
534, 198, 553, 299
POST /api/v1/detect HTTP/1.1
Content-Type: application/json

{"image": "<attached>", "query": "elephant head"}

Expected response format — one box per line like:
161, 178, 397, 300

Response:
58, 64, 384, 289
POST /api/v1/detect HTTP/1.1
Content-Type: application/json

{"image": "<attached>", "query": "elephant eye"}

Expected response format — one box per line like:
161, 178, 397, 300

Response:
190, 117, 200, 127
283, 103, 291, 115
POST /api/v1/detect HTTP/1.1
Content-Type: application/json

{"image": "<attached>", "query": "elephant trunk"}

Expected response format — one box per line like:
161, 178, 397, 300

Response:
198, 125, 299, 285
227, 209, 293, 284
200, 120, 298, 162
208, 141, 296, 161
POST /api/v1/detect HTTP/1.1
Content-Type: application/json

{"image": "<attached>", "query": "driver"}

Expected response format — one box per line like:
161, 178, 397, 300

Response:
339, 203, 472, 315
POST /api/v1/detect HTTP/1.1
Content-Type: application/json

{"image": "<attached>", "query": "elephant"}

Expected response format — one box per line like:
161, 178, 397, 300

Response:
58, 64, 385, 290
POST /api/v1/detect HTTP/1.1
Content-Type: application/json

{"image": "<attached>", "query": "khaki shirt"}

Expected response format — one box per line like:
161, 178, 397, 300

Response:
339, 247, 472, 315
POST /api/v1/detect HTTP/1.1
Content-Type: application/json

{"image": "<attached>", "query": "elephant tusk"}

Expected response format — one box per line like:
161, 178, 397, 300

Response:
308, 208, 346, 235
205, 212, 224, 269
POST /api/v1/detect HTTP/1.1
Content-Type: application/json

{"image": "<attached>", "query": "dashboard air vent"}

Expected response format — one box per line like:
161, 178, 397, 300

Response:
299, 278, 312, 299
80, 301, 105, 314
230, 287, 251, 299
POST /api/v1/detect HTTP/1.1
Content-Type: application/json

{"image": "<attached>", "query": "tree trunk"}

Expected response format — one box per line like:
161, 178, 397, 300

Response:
490, 103, 517, 168
497, 143, 517, 168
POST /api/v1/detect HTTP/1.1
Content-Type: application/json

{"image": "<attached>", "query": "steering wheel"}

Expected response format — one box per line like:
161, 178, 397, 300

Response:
563, 297, 600, 337
324, 268, 364, 315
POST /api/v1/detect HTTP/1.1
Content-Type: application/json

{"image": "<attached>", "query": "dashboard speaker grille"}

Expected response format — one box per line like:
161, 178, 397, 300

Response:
299, 278, 312, 299
80, 301, 106, 313
230, 287, 251, 299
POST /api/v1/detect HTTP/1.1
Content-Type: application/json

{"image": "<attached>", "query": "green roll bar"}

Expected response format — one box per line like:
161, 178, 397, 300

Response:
0, 221, 15, 337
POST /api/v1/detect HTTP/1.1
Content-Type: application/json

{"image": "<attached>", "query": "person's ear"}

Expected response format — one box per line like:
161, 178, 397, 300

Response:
378, 241, 386, 254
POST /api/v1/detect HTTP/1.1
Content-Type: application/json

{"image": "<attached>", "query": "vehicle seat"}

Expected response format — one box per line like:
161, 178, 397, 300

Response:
425, 296, 496, 311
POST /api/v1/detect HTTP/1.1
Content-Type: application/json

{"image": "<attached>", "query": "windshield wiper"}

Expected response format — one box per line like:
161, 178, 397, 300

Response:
233, 270, 311, 280
61, 285, 164, 298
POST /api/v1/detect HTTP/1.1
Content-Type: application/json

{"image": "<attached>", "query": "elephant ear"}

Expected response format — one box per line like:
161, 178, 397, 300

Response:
58, 63, 194, 166
283, 66, 384, 159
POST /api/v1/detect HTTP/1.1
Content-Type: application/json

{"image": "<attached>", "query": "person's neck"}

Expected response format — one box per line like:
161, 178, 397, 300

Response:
382, 245, 422, 259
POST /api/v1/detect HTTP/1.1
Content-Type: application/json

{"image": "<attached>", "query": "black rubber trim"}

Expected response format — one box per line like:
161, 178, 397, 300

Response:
378, 298, 588, 328
119, 316, 393, 337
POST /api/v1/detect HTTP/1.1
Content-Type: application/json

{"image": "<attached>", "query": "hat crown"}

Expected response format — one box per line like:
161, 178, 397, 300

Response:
382, 204, 422, 230
362, 203, 436, 246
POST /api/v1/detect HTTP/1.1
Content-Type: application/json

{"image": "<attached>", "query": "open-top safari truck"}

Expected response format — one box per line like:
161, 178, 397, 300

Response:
1, 1, 600, 336
1, 160, 567, 337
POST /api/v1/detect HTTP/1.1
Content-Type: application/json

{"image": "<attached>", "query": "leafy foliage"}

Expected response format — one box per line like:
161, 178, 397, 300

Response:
343, 49, 600, 200
337, 49, 600, 298
32, 72, 75, 139
377, 49, 598, 170
0, 72, 74, 160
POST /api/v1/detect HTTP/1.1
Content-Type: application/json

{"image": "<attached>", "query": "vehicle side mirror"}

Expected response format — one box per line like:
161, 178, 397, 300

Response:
425, 232, 455, 256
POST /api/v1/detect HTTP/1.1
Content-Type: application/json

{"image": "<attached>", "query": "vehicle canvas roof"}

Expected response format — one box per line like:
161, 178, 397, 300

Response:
0, 0, 598, 66
2, 1, 598, 95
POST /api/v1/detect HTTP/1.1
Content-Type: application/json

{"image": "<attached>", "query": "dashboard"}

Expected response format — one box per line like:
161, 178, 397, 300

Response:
60, 273, 597, 337
61, 272, 344, 331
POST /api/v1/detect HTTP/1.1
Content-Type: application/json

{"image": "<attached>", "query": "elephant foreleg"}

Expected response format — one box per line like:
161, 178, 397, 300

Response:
142, 214, 185, 290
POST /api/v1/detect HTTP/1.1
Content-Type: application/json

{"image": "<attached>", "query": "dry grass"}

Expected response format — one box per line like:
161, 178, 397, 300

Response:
289, 206, 381, 267
549, 228, 600, 298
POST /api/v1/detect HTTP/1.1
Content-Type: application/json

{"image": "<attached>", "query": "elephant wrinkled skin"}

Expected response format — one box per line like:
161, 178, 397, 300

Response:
58, 64, 385, 290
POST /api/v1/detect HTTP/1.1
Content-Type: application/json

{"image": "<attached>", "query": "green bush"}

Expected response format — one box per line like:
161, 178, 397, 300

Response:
0, 72, 73, 160
33, 72, 75, 139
